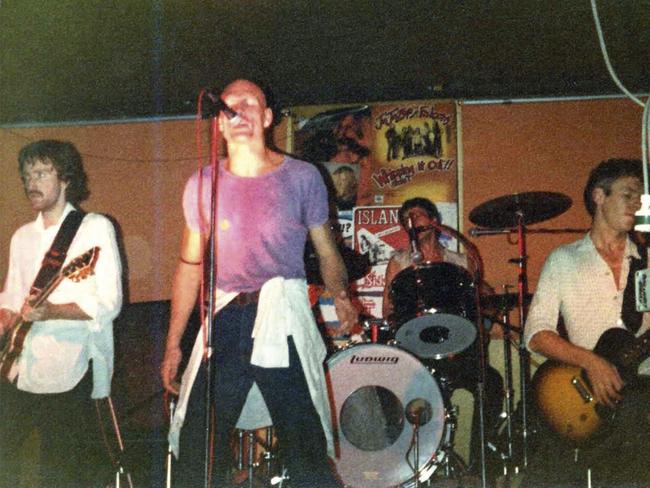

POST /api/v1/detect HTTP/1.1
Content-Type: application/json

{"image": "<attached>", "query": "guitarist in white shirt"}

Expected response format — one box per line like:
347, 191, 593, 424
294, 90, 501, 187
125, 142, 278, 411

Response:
524, 158, 650, 487
0, 140, 123, 488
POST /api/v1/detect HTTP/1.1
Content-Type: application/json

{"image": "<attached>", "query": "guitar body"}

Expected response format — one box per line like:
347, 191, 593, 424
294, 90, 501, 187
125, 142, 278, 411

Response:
0, 247, 99, 382
533, 361, 602, 443
0, 319, 34, 379
533, 327, 645, 444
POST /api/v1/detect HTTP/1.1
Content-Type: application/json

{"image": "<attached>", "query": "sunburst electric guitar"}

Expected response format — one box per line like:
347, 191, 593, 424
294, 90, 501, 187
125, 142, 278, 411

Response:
0, 246, 100, 380
533, 326, 650, 443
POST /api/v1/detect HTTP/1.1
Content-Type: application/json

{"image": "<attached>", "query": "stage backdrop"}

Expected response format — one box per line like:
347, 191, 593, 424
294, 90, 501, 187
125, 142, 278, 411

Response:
290, 100, 460, 318
0, 96, 644, 466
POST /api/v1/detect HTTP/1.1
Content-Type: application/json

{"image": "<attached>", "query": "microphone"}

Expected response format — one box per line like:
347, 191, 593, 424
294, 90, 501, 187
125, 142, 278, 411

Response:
405, 398, 433, 425
407, 217, 423, 264
202, 90, 241, 122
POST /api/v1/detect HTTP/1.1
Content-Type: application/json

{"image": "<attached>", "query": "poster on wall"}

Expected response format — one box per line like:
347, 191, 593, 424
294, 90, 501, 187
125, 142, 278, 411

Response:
351, 203, 460, 318
292, 100, 459, 319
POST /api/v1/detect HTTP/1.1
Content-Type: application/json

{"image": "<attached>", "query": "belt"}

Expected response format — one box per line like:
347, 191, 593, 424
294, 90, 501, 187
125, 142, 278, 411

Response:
232, 290, 261, 306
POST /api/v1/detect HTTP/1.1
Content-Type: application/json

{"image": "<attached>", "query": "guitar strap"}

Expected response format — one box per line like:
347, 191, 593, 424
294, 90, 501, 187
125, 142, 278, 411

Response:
30, 210, 86, 295
621, 241, 647, 334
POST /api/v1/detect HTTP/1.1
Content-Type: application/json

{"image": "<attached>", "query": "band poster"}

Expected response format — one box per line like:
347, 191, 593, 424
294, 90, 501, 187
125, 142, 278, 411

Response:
291, 100, 459, 319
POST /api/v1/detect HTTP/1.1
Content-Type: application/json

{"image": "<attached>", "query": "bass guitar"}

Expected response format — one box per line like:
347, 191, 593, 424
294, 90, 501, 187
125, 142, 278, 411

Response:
0, 246, 100, 381
533, 326, 650, 443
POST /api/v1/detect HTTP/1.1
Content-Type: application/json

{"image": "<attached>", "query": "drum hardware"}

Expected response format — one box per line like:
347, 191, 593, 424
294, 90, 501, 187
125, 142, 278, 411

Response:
469, 191, 582, 471
234, 427, 278, 488
361, 317, 392, 344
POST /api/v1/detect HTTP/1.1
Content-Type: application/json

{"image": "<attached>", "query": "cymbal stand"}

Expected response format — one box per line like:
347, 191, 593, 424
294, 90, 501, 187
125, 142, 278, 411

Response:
499, 305, 515, 464
511, 212, 531, 468
486, 297, 516, 476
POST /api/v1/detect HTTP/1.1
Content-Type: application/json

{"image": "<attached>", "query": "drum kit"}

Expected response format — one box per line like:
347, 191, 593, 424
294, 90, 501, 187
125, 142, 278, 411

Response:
236, 192, 583, 488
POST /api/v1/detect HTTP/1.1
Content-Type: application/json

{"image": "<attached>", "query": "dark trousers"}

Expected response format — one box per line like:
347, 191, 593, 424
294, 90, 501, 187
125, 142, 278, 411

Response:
0, 369, 108, 488
432, 344, 505, 474
523, 376, 650, 488
176, 301, 338, 488
450, 363, 505, 473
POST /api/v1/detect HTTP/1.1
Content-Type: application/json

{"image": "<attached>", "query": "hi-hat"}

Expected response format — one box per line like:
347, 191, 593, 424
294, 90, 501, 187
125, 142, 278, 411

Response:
469, 192, 572, 229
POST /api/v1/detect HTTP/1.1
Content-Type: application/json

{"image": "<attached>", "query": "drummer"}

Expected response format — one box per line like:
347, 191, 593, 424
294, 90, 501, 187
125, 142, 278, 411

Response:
381, 197, 504, 476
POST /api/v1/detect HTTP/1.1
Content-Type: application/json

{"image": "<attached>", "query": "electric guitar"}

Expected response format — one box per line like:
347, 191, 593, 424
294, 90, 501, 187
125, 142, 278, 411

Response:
533, 326, 650, 443
0, 247, 100, 381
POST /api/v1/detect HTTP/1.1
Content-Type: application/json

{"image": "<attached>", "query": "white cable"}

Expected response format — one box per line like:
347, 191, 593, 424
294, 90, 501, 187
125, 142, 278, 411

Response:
590, 0, 650, 229
590, 0, 645, 108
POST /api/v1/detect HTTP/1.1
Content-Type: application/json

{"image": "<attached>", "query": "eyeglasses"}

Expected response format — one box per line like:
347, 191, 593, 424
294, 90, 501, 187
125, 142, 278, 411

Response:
21, 168, 56, 184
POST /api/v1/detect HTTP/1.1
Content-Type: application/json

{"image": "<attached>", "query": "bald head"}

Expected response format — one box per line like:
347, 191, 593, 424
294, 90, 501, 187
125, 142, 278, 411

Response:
221, 79, 267, 108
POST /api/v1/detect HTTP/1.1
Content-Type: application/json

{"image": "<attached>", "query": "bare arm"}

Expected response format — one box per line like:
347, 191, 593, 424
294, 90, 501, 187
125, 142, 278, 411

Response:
160, 226, 204, 395
309, 223, 358, 334
529, 330, 623, 407
382, 256, 402, 319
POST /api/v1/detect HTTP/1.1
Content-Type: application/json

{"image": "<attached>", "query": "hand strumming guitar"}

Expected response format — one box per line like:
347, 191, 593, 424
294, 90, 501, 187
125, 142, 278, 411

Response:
583, 351, 624, 408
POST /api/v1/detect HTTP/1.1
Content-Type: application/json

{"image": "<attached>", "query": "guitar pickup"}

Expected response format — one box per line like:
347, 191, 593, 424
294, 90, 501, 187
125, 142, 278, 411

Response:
571, 376, 594, 403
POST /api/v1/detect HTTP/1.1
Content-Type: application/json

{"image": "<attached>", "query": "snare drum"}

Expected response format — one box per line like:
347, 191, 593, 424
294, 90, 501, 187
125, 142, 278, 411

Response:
326, 344, 446, 487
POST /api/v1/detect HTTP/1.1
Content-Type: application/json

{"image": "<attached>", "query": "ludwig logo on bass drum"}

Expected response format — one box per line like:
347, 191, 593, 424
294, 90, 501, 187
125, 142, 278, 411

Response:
349, 354, 399, 364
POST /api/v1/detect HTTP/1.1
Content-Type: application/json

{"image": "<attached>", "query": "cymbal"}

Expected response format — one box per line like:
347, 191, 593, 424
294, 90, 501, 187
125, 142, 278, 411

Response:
469, 192, 572, 229
480, 292, 532, 311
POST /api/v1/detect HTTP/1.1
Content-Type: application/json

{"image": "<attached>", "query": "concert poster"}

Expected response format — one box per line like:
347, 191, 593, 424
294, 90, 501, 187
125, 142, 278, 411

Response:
291, 100, 459, 319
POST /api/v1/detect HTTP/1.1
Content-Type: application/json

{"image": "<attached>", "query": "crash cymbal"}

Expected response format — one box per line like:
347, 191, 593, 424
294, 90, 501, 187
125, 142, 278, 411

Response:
469, 192, 572, 229
480, 292, 532, 311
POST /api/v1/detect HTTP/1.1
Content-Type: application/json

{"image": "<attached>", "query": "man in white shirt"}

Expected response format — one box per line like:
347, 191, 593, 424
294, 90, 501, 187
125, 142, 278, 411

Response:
524, 158, 650, 487
0, 140, 123, 487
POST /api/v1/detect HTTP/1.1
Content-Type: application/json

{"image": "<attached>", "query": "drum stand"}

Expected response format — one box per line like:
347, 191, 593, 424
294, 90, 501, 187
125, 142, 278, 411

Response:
234, 427, 278, 488
483, 303, 518, 479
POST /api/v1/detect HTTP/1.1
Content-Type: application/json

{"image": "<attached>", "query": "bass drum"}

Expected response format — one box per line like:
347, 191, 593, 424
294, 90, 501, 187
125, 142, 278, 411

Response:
326, 344, 446, 488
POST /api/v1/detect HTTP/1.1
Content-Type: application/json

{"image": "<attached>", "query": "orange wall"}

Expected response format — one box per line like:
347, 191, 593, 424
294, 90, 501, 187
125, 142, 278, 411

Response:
461, 98, 643, 309
0, 98, 644, 305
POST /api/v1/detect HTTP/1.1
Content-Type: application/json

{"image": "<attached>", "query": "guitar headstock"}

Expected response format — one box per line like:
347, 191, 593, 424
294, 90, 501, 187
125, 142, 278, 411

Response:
62, 247, 101, 282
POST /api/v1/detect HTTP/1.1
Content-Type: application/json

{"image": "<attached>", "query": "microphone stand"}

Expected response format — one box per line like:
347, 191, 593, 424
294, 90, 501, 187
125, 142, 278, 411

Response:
198, 91, 228, 488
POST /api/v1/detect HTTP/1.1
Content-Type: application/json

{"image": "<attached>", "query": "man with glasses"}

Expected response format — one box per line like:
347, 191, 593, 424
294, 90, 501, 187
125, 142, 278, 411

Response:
0, 140, 123, 487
